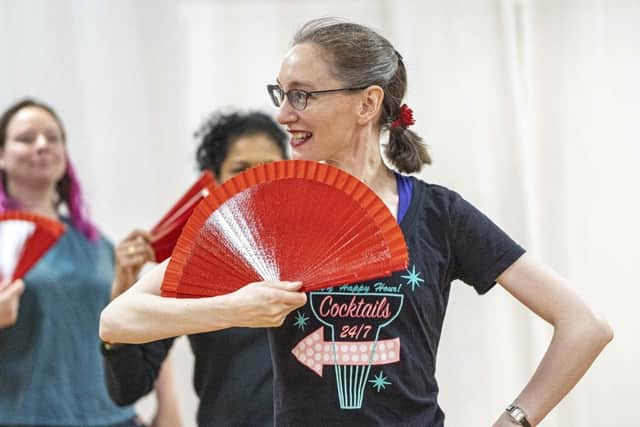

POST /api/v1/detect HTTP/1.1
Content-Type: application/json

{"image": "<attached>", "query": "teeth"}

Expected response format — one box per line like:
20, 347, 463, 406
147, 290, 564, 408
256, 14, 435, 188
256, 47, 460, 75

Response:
291, 132, 311, 139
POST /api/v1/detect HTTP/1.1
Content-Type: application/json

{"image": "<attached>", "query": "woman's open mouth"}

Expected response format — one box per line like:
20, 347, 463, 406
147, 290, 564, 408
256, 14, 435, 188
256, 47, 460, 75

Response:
290, 131, 312, 148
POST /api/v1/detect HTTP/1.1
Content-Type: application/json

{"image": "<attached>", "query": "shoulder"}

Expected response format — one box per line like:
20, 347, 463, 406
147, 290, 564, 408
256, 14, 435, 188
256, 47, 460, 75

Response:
408, 176, 467, 217
96, 233, 115, 253
62, 217, 114, 252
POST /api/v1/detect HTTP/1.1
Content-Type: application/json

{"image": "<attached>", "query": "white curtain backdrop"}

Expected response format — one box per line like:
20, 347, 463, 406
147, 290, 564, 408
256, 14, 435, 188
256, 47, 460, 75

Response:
1, 1, 638, 426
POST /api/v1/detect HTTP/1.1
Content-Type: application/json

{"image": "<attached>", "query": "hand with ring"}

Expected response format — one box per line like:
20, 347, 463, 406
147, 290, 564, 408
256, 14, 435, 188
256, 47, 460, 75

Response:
112, 229, 155, 300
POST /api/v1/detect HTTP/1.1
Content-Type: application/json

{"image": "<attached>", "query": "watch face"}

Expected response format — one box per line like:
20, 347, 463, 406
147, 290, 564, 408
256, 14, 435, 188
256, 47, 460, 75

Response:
512, 409, 525, 421
506, 405, 526, 423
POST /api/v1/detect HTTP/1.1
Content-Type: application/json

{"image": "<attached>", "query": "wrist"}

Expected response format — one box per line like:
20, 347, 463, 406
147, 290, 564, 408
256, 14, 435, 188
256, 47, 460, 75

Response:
205, 294, 235, 330
111, 274, 135, 299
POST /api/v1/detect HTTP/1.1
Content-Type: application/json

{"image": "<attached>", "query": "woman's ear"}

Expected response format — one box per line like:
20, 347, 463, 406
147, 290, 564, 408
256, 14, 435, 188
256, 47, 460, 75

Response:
357, 85, 385, 126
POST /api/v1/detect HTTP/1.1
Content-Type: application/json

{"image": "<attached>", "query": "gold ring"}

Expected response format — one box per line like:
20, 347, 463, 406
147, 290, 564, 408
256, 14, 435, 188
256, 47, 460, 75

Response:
127, 245, 136, 256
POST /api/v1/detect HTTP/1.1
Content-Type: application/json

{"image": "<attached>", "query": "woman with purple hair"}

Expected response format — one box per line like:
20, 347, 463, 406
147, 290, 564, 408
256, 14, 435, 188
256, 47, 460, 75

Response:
0, 99, 162, 427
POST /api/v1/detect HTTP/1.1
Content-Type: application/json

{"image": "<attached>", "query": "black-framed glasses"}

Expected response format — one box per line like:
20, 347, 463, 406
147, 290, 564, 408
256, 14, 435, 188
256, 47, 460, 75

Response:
267, 84, 368, 111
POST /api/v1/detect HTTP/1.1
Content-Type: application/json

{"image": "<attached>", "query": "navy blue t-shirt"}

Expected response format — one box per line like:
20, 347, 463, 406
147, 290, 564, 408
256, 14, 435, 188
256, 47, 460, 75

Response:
268, 177, 525, 426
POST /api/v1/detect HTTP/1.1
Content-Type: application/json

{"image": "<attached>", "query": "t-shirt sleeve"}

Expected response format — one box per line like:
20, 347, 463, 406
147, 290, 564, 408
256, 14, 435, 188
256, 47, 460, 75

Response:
102, 338, 174, 406
449, 193, 525, 294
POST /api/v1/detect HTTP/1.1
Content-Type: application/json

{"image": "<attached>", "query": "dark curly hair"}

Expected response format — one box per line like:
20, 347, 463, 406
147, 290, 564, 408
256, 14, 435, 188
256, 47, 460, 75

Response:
195, 111, 288, 178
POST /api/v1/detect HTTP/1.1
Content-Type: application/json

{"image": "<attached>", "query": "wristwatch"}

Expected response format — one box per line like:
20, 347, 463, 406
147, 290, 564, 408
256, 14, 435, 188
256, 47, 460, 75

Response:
505, 404, 532, 427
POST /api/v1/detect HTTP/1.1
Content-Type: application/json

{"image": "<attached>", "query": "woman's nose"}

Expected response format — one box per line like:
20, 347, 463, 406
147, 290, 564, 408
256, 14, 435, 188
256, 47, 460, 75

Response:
276, 98, 297, 126
33, 134, 55, 153
34, 134, 48, 149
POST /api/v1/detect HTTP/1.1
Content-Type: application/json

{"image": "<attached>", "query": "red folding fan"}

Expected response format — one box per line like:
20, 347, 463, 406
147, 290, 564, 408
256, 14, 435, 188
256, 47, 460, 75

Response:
161, 160, 408, 298
150, 171, 216, 262
0, 211, 66, 281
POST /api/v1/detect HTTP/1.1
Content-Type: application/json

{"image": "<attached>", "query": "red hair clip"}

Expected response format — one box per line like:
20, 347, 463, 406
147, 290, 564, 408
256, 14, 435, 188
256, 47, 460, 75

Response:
391, 104, 415, 129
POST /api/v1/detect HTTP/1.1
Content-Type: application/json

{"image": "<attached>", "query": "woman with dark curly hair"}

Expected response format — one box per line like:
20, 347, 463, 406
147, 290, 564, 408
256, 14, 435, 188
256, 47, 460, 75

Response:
101, 111, 289, 427
195, 111, 288, 182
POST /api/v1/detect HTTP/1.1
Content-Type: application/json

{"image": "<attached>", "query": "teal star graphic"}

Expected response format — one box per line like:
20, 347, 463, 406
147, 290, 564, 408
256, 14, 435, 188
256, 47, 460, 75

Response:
293, 310, 309, 330
401, 264, 424, 291
369, 371, 392, 392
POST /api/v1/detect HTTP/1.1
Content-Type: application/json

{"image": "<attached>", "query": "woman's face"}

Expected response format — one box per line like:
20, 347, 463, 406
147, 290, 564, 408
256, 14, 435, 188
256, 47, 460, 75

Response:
218, 133, 285, 183
0, 106, 66, 189
275, 43, 362, 162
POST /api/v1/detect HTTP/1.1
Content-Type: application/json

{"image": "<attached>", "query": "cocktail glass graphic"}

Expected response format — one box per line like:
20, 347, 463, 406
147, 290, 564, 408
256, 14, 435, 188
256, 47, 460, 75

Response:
293, 292, 403, 409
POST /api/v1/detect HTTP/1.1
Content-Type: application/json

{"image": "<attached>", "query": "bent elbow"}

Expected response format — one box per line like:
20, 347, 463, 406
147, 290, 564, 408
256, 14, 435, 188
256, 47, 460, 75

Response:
99, 305, 121, 343
592, 315, 614, 348
557, 310, 613, 354
574, 312, 614, 352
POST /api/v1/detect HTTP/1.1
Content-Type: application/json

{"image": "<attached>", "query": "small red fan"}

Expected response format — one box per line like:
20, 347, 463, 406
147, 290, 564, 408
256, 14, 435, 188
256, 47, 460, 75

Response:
150, 171, 216, 262
161, 160, 408, 298
0, 211, 66, 281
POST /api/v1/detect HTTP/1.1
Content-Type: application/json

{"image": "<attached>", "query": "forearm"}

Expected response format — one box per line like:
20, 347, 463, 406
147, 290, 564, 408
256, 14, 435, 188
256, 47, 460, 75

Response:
497, 314, 612, 426
100, 291, 235, 343
100, 259, 307, 343
152, 358, 183, 427
101, 259, 241, 343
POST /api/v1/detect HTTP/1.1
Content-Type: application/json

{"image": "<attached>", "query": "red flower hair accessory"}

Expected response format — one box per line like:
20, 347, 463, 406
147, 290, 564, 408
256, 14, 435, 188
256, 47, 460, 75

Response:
391, 104, 415, 129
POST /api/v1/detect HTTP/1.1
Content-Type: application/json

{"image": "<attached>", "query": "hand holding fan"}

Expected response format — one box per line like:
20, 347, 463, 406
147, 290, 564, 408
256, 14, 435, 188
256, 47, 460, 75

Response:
0, 211, 66, 281
161, 160, 408, 298
150, 171, 216, 262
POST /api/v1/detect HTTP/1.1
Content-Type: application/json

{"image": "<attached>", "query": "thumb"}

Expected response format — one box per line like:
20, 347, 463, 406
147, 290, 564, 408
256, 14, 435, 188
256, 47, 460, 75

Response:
278, 281, 304, 291
8, 279, 25, 296
262, 281, 304, 292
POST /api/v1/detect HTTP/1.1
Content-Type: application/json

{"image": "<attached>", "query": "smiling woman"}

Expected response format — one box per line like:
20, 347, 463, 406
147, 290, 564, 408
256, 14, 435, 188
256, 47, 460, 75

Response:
268, 24, 430, 174
0, 99, 143, 427
260, 18, 612, 427
99, 17, 612, 427
1, 107, 65, 186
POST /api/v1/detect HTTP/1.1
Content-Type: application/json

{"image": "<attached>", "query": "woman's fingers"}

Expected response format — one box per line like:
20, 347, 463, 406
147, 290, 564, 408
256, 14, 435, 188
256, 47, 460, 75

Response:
0, 279, 24, 294
226, 281, 307, 328
264, 280, 304, 291
122, 229, 153, 243
116, 231, 156, 269
11, 279, 25, 296
0, 279, 25, 327
263, 281, 307, 307
6, 279, 24, 295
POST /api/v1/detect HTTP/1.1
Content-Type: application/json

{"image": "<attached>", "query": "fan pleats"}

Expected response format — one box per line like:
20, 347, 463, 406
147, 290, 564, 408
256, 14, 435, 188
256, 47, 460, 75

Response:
150, 171, 216, 262
161, 161, 408, 298
0, 212, 66, 281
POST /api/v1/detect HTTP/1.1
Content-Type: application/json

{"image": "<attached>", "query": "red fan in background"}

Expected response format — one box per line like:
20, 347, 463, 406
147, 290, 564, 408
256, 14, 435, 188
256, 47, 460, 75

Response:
150, 171, 216, 262
0, 211, 66, 281
161, 160, 408, 298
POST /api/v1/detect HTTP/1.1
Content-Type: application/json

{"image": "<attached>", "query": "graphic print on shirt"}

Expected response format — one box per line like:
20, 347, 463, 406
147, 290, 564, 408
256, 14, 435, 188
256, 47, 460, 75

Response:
291, 264, 424, 409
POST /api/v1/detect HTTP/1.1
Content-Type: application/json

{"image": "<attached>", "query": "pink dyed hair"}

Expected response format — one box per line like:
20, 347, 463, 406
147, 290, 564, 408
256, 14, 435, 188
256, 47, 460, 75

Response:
0, 99, 99, 242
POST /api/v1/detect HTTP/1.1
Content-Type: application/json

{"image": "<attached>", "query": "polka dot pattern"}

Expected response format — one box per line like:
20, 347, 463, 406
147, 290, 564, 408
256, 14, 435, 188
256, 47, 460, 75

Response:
291, 327, 401, 377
